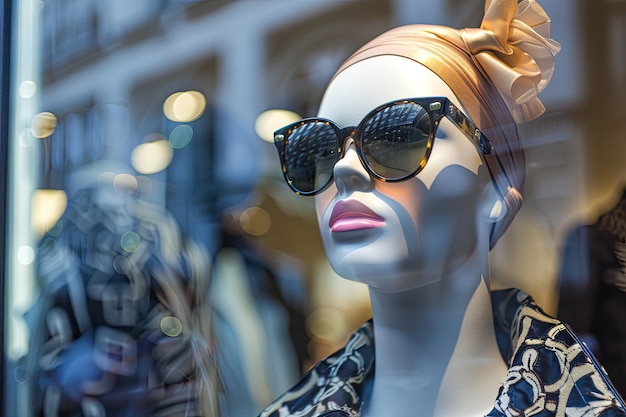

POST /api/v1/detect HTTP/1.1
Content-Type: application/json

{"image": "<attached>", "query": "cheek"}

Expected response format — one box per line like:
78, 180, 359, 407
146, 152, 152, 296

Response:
377, 180, 422, 231
315, 188, 335, 225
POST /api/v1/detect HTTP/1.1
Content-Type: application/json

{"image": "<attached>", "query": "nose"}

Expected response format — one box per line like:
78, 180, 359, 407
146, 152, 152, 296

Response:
333, 137, 374, 194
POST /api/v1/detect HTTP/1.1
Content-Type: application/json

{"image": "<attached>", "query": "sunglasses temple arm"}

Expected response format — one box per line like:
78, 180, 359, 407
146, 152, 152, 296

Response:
444, 102, 492, 155
445, 102, 516, 193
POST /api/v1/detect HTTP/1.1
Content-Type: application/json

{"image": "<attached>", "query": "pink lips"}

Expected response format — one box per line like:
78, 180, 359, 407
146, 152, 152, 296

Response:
329, 200, 386, 233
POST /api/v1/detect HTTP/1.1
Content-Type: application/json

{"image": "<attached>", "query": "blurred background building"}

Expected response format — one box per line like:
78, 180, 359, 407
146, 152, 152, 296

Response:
3, 0, 626, 415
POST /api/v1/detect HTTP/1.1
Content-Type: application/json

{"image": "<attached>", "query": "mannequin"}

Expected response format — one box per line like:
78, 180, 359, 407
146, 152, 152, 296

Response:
315, 58, 507, 417
260, 0, 626, 416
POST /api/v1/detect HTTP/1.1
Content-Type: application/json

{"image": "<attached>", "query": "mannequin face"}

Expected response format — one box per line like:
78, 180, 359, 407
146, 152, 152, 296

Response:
315, 55, 503, 291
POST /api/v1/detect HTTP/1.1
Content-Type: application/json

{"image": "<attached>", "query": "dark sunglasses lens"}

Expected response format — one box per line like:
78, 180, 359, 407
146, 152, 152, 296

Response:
362, 102, 431, 179
284, 121, 339, 193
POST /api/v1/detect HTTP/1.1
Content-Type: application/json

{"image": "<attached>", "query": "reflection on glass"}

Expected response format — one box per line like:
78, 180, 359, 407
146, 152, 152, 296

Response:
21, 171, 219, 416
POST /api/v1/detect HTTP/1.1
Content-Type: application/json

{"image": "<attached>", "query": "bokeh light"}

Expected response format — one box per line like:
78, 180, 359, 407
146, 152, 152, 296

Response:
239, 206, 271, 236
16, 246, 35, 265
30, 112, 57, 138
160, 316, 183, 337
31, 189, 68, 236
48, 220, 63, 237
254, 109, 301, 143
120, 231, 141, 253
131, 138, 174, 174
306, 308, 349, 343
135, 175, 153, 196
168, 124, 194, 149
19, 129, 33, 148
19, 80, 36, 98
13, 365, 28, 383
113, 173, 138, 194
163, 90, 206, 123
97, 171, 117, 188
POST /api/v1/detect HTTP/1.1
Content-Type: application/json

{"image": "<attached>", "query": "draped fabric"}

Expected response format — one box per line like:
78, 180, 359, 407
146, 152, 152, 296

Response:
332, 0, 560, 248
258, 289, 626, 417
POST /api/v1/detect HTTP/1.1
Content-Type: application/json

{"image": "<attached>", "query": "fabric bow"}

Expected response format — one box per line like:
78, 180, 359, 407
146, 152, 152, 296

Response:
461, 0, 561, 123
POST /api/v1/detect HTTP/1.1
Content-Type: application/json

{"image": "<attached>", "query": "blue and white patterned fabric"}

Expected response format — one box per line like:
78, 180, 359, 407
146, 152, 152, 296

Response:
259, 289, 626, 417
26, 186, 219, 417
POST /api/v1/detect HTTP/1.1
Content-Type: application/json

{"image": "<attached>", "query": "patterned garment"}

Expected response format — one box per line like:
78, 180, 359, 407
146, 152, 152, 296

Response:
258, 289, 626, 417
26, 186, 219, 417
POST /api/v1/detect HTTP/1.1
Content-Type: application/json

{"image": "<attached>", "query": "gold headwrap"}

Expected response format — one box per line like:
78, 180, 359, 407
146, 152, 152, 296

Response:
333, 0, 560, 248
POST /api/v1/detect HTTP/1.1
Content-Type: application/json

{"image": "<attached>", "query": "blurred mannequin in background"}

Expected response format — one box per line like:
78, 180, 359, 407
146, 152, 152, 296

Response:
25, 162, 219, 416
259, 0, 626, 416
211, 208, 307, 416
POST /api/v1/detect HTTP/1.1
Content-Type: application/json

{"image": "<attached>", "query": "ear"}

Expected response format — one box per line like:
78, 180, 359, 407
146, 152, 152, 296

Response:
481, 182, 507, 224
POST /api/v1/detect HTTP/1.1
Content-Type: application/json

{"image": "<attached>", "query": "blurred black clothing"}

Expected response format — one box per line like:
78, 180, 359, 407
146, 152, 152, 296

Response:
558, 190, 626, 396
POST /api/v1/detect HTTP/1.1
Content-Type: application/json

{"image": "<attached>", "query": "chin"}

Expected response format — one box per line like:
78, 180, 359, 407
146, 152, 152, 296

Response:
335, 266, 437, 293
325, 243, 432, 291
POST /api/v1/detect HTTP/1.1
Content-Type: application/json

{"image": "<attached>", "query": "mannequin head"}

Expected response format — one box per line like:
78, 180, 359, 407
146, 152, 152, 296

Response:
314, 56, 505, 290
272, 2, 559, 290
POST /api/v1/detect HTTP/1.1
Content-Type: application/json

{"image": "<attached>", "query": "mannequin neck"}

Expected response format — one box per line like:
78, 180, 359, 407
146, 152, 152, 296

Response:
363, 261, 506, 417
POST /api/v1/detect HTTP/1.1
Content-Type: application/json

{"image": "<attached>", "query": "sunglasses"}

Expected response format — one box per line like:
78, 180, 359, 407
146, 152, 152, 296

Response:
274, 97, 494, 196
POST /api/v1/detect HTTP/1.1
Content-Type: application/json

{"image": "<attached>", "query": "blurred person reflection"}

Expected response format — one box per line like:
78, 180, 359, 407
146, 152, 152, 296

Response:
558, 186, 626, 396
23, 161, 219, 417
